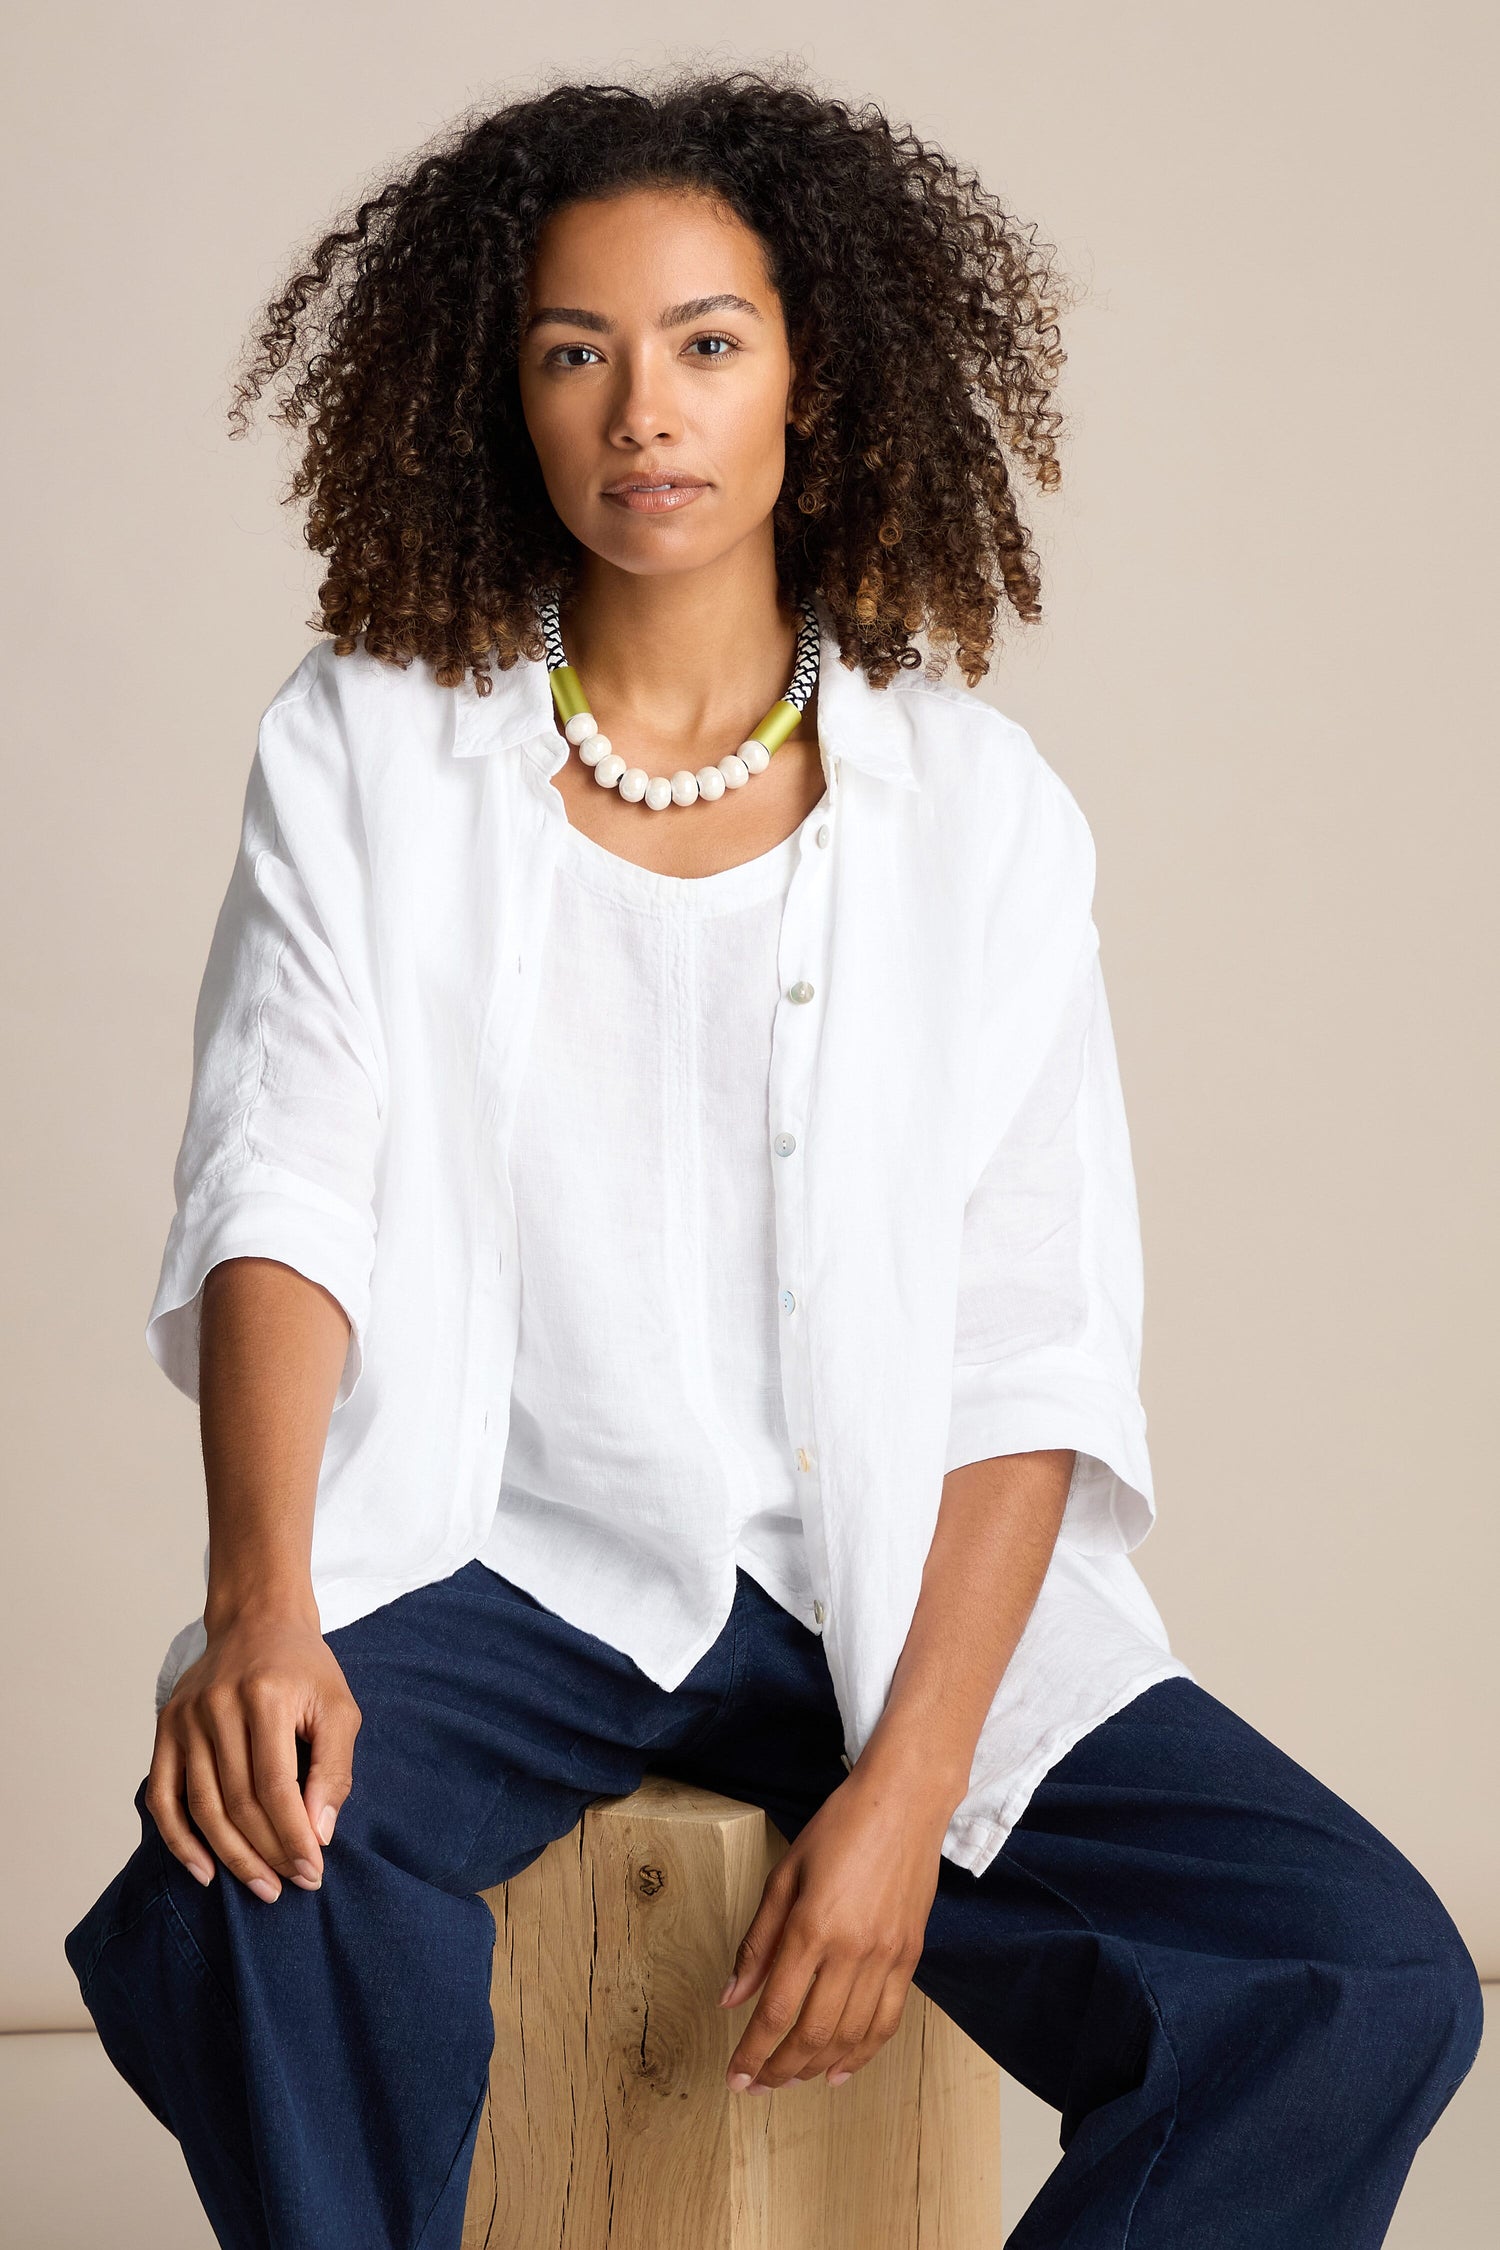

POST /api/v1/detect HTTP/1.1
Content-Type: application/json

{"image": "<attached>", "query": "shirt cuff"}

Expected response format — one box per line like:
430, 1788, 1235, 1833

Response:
145, 1162, 375, 1411
943, 1352, 1156, 1553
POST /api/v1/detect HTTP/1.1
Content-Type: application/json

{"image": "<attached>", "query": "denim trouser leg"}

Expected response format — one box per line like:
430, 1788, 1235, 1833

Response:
65, 1563, 1484, 2249
64, 1563, 743, 2250
917, 1681, 1486, 2247
646, 1587, 1487, 2249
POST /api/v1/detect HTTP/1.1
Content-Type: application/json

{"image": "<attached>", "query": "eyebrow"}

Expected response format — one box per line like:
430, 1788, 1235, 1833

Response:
523, 292, 764, 337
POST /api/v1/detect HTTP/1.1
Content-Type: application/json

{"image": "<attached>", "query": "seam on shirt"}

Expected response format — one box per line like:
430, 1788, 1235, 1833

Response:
1074, 969, 1105, 1366
238, 834, 291, 1173
888, 674, 1022, 736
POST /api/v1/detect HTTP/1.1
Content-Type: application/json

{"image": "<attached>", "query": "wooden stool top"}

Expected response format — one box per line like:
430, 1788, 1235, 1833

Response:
463, 1773, 1001, 2250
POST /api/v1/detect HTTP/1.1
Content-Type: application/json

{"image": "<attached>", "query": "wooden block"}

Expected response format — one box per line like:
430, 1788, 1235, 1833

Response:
462, 1775, 1001, 2250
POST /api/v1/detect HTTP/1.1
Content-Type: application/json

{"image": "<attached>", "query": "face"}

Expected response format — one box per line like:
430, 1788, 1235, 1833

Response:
517, 185, 797, 579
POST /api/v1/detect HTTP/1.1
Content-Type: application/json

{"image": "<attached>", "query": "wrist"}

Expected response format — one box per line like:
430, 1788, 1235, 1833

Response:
848, 1728, 971, 1827
204, 1575, 320, 1638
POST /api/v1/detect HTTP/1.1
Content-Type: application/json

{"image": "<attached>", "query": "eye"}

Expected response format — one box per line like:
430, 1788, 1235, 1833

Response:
546, 343, 605, 370
686, 332, 740, 361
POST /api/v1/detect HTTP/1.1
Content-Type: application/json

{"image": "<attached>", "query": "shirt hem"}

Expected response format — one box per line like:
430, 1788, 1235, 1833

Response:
939, 1657, 1199, 1877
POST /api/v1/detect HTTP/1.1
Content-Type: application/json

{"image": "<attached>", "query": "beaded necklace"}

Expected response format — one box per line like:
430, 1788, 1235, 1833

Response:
537, 595, 821, 812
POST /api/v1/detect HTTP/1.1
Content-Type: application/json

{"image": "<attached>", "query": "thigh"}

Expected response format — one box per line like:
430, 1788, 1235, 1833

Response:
68, 1556, 740, 2010
318, 1557, 739, 1893
911, 1675, 1481, 2122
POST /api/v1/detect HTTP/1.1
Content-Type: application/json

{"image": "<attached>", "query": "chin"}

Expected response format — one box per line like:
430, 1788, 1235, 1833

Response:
585, 530, 739, 580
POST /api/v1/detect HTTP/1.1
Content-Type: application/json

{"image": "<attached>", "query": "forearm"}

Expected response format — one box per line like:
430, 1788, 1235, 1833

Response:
854, 1448, 1076, 1823
198, 1256, 350, 1633
150, 1256, 359, 1898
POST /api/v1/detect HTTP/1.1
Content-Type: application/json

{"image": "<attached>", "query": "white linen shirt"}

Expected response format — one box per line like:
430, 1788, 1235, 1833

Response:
482, 815, 823, 1659
145, 606, 1195, 1876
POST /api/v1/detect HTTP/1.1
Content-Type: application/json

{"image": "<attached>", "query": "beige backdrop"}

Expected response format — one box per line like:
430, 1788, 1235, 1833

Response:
3, 3, 1495, 2034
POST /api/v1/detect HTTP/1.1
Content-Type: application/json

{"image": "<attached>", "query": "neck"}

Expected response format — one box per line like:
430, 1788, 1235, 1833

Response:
557, 539, 803, 751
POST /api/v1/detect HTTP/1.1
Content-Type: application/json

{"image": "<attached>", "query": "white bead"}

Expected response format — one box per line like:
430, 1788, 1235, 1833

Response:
564, 712, 598, 745
670, 769, 700, 804
593, 752, 626, 787
644, 774, 674, 810
739, 739, 770, 773
578, 732, 610, 768
695, 765, 726, 800
618, 766, 648, 801
718, 753, 750, 789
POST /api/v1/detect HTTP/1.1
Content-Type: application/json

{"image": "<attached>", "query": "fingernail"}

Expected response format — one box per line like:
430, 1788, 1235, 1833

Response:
727, 2071, 753, 2092
747, 2081, 771, 2095
249, 1877, 280, 1903
718, 1978, 736, 2005
828, 2069, 852, 2085
316, 1806, 337, 1845
191, 1861, 214, 1887
292, 1859, 322, 1888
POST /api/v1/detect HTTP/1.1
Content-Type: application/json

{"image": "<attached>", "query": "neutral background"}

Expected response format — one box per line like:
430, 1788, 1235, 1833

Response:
3, 0, 1494, 2108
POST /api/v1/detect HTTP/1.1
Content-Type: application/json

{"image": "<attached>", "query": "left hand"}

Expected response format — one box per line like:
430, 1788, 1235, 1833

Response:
718, 1757, 954, 2093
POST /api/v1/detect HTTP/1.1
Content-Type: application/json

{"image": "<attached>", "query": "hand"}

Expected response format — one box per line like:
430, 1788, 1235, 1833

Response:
144, 1603, 361, 1904
717, 1757, 954, 2094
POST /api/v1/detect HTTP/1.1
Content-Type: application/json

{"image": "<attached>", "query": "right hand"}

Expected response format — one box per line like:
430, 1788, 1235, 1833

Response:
145, 1606, 361, 1902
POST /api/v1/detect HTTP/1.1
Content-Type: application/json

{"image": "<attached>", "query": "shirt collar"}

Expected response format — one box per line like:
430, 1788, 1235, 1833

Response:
449, 597, 919, 791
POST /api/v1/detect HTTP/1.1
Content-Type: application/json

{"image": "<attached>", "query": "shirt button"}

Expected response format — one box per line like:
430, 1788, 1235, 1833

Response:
816, 824, 831, 848
780, 1287, 797, 1314
839, 1750, 853, 1772
773, 1131, 797, 1156
794, 1446, 811, 1471
812, 1599, 827, 1626
786, 980, 815, 1004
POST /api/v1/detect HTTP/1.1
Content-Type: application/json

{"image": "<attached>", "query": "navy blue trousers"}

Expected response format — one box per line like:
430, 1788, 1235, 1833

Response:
65, 1561, 1483, 2249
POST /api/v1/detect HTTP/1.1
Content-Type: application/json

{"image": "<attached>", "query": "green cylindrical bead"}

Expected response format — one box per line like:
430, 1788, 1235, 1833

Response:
548, 666, 591, 724
748, 699, 803, 754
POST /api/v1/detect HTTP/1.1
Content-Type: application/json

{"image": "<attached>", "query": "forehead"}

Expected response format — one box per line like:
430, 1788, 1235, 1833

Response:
528, 186, 778, 304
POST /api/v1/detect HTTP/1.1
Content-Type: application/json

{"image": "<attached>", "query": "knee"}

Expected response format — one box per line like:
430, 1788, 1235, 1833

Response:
65, 1775, 228, 2024
1414, 1914, 1485, 2100
1340, 1858, 1486, 2106
64, 1804, 164, 2010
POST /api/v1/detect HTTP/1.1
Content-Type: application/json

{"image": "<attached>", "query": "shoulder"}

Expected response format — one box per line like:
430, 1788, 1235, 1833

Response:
252, 633, 460, 810
887, 667, 1096, 890
260, 631, 448, 741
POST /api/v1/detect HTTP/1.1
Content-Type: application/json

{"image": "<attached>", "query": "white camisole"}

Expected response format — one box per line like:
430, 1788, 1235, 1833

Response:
476, 804, 824, 1681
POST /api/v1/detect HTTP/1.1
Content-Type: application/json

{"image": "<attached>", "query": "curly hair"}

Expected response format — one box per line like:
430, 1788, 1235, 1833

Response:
229, 62, 1075, 693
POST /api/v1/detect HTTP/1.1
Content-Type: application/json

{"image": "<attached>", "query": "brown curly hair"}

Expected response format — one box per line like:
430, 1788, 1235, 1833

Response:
229, 62, 1075, 693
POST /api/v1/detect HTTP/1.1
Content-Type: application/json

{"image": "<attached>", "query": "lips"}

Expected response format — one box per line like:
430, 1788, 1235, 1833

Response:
600, 476, 711, 514
601, 476, 708, 494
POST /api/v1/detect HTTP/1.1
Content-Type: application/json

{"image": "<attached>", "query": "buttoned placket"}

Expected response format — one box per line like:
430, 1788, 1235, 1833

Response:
768, 751, 843, 1699
505, 718, 854, 1767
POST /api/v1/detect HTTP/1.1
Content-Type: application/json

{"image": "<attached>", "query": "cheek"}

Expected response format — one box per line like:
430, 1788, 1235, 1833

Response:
520, 390, 590, 520
707, 379, 789, 508
518, 382, 563, 473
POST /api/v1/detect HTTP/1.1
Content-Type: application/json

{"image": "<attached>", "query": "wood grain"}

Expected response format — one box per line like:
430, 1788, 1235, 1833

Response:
461, 1775, 1001, 2250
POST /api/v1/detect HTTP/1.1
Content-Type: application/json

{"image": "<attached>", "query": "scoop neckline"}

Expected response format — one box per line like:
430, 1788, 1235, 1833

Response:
554, 792, 827, 915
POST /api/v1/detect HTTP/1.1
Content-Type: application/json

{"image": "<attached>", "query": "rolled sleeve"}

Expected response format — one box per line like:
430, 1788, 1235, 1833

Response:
145, 661, 385, 1411
944, 914, 1156, 1555
146, 1162, 376, 1409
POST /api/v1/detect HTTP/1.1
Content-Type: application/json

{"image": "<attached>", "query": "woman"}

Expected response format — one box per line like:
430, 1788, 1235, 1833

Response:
65, 67, 1480, 2250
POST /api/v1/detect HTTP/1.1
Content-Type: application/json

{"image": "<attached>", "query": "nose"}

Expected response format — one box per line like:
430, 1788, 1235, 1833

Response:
605, 344, 683, 452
